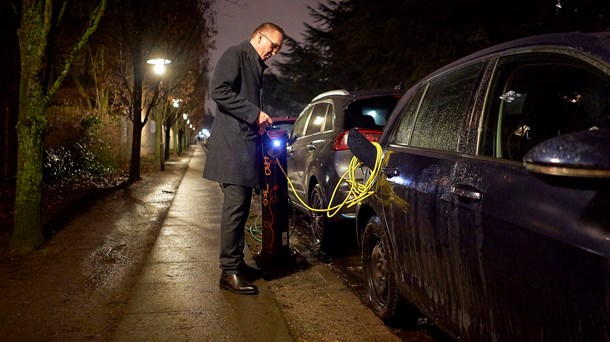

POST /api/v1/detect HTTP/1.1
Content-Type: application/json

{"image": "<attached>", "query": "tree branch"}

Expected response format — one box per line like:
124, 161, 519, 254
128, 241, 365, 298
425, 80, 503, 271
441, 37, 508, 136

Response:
47, 0, 107, 100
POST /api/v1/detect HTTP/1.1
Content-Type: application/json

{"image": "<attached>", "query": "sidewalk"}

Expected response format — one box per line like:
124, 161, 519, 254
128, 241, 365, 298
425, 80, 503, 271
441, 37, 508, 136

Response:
113, 145, 292, 341
0, 145, 416, 341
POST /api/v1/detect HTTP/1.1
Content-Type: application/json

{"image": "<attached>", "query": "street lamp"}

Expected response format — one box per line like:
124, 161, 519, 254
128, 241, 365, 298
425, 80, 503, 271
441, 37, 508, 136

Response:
147, 58, 172, 75
147, 57, 171, 170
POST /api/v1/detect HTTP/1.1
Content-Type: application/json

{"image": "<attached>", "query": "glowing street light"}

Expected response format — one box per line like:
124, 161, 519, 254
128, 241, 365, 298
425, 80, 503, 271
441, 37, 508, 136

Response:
147, 58, 172, 75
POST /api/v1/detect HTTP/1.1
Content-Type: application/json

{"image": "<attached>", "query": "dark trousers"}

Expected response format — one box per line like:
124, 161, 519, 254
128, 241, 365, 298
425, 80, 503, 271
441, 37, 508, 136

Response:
219, 183, 252, 275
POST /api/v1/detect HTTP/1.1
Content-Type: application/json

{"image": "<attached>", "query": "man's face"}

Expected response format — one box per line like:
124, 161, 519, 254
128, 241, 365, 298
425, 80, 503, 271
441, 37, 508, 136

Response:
258, 30, 283, 61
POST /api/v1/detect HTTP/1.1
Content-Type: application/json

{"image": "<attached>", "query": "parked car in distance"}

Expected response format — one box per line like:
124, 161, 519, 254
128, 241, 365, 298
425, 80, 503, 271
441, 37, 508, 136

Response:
286, 89, 402, 251
353, 31, 610, 341
266, 117, 296, 147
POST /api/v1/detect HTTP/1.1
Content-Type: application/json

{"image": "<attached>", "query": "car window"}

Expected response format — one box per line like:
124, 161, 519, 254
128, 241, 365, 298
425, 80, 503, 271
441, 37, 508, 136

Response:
305, 103, 329, 136
393, 86, 426, 146
291, 106, 311, 140
480, 54, 610, 161
410, 63, 483, 150
323, 103, 334, 132
345, 96, 400, 129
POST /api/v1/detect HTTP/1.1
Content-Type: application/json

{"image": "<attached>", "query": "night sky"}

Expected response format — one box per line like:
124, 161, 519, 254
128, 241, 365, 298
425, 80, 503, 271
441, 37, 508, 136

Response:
211, 0, 322, 70
206, 0, 323, 116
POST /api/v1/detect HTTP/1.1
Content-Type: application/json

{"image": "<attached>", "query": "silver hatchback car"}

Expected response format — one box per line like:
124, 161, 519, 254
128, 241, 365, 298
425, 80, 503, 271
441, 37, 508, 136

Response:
286, 89, 402, 251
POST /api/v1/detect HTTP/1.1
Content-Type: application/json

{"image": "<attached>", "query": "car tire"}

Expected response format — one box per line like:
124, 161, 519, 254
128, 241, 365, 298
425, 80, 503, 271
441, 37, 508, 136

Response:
309, 184, 332, 252
361, 215, 405, 326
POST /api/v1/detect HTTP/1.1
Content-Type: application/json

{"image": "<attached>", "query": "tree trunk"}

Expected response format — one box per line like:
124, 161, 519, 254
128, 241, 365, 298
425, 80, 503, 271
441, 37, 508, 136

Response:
11, 1, 51, 253
12, 0, 106, 254
128, 117, 143, 182
127, 0, 145, 182
12, 98, 47, 253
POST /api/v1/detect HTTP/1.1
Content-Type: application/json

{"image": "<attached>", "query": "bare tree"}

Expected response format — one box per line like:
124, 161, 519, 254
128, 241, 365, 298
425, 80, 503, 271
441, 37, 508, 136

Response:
112, 0, 216, 182
12, 0, 107, 254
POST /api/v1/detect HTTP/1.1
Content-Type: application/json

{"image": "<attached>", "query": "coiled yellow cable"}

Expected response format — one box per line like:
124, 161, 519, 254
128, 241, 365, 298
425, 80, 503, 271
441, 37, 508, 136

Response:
276, 141, 384, 218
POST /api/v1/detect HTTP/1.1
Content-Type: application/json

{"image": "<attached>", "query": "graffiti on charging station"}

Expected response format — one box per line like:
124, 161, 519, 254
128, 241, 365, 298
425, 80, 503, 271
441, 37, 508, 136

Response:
262, 155, 279, 250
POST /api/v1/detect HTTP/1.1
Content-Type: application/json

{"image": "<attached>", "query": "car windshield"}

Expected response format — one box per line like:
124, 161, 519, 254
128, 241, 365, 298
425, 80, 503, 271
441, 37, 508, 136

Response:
345, 96, 400, 129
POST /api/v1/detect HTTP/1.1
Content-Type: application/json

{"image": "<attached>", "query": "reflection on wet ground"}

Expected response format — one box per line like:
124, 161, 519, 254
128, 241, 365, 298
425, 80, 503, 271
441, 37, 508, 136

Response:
249, 207, 453, 342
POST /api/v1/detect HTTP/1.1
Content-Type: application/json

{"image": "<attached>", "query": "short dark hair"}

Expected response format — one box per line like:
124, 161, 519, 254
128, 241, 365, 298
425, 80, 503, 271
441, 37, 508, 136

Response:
252, 22, 285, 39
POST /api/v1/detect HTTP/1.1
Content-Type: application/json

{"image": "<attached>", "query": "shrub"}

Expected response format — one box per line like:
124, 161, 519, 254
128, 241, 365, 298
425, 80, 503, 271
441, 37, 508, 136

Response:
43, 114, 119, 185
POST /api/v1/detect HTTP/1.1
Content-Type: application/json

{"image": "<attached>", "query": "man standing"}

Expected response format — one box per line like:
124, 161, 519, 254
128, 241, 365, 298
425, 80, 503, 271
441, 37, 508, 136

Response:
203, 23, 285, 295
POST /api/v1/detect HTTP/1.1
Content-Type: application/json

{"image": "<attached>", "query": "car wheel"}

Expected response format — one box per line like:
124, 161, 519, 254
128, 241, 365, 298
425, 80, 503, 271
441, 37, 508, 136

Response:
361, 215, 405, 326
309, 184, 331, 252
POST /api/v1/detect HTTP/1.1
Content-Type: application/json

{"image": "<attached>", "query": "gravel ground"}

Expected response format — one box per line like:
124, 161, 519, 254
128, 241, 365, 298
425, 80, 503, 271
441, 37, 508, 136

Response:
244, 196, 445, 342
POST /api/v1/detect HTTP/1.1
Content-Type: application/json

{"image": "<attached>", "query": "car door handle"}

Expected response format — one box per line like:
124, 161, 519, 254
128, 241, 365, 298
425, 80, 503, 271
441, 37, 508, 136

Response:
450, 184, 482, 201
306, 144, 316, 151
382, 167, 399, 178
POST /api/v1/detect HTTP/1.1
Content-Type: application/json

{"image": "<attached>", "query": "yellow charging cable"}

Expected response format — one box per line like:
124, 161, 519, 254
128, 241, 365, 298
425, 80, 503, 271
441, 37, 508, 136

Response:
276, 141, 384, 218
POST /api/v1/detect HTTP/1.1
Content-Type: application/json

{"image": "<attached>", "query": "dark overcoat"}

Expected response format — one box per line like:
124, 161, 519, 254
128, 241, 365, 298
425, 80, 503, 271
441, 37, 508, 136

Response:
203, 41, 267, 188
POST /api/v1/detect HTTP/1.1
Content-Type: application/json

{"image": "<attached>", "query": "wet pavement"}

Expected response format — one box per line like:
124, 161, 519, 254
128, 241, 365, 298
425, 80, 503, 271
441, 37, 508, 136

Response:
112, 145, 292, 341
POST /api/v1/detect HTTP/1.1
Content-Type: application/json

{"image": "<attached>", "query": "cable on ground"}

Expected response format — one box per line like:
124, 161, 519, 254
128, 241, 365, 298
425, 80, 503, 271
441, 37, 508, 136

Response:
247, 204, 297, 242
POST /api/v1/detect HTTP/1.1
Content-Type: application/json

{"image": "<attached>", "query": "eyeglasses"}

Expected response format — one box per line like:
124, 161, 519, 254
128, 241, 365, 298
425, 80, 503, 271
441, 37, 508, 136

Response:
261, 33, 281, 53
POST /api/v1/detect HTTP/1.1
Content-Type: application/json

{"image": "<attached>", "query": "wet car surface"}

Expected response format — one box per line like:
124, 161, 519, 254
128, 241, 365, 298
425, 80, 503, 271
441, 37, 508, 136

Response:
352, 31, 610, 341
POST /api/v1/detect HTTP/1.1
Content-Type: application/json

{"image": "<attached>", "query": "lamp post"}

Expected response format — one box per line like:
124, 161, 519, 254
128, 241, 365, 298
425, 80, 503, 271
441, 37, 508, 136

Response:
147, 58, 171, 170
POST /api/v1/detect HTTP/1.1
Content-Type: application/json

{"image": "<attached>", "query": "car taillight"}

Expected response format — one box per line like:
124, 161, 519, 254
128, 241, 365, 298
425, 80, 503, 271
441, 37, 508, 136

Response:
332, 129, 382, 151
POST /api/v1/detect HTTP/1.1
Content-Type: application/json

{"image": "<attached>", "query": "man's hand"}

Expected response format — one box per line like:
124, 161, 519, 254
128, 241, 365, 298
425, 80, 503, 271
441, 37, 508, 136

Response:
257, 111, 274, 135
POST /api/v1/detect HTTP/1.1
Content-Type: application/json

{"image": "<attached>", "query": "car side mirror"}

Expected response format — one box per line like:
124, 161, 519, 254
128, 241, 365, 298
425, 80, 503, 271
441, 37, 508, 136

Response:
524, 129, 610, 178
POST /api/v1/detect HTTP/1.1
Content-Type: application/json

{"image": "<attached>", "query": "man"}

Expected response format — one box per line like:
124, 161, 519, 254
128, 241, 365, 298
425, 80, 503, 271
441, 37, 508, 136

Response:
203, 23, 285, 295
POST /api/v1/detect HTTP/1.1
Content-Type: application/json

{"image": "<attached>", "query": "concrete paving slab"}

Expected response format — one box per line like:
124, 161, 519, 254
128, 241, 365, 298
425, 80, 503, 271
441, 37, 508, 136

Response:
113, 146, 292, 342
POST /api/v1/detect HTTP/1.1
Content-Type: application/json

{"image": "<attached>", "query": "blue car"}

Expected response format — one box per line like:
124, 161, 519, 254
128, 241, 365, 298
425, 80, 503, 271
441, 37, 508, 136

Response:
354, 31, 610, 341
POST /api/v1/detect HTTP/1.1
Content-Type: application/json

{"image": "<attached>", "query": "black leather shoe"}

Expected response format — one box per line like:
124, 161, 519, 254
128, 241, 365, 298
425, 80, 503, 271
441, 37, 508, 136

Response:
219, 273, 258, 295
238, 263, 268, 280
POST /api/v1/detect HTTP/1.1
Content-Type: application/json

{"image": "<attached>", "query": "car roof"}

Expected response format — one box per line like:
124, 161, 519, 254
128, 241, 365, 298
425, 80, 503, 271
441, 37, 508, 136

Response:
435, 30, 610, 76
312, 89, 350, 101
308, 89, 404, 119
345, 88, 404, 101
311, 88, 403, 102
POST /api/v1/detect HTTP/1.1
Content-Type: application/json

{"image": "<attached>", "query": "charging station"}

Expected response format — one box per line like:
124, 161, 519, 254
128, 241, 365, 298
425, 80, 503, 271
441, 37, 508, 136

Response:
255, 132, 296, 267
